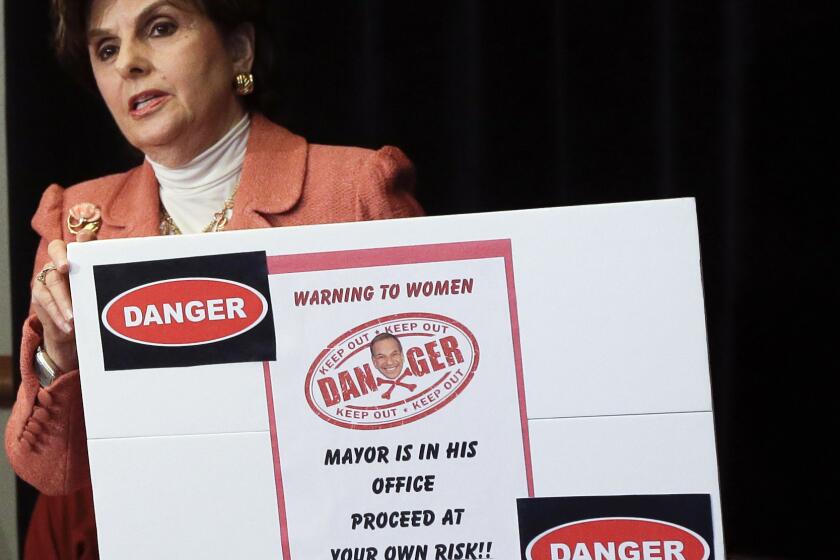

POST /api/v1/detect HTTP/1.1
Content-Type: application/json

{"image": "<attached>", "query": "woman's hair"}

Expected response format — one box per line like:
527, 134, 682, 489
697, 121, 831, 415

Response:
50, 0, 274, 112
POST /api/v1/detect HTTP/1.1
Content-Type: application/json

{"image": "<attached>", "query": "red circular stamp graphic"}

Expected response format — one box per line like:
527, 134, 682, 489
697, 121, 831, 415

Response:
304, 312, 480, 429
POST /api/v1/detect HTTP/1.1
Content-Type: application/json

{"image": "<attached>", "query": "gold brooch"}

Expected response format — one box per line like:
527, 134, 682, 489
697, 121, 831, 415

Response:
67, 203, 102, 236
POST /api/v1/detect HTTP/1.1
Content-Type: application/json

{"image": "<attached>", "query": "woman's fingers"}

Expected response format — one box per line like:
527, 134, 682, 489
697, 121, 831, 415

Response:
32, 281, 79, 372
33, 215, 100, 373
47, 239, 70, 274
43, 266, 74, 322
37, 240, 74, 329
32, 275, 73, 334
34, 212, 99, 370
43, 227, 95, 319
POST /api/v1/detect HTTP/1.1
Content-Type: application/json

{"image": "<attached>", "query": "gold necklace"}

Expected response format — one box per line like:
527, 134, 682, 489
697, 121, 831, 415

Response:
159, 184, 240, 236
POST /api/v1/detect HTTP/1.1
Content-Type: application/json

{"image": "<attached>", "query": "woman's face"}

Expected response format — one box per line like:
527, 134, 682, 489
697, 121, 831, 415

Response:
87, 0, 253, 166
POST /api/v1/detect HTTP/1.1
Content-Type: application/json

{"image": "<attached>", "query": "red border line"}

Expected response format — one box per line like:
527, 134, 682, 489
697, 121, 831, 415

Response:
263, 361, 292, 559
502, 243, 535, 497
267, 240, 516, 274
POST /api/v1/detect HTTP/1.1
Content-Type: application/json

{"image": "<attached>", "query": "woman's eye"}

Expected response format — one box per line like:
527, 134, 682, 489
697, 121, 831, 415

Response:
97, 44, 118, 61
149, 20, 177, 38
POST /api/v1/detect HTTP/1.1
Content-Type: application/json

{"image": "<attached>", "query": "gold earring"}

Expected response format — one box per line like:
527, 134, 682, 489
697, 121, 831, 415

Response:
234, 72, 255, 96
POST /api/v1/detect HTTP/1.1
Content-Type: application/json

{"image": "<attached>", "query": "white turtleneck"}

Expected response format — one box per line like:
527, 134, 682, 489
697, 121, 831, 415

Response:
148, 114, 251, 234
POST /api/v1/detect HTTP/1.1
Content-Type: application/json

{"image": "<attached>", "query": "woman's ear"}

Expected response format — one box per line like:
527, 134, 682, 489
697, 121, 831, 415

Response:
228, 22, 256, 74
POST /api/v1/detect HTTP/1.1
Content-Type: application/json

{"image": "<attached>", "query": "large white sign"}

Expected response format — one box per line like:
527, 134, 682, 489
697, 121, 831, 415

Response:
69, 199, 724, 560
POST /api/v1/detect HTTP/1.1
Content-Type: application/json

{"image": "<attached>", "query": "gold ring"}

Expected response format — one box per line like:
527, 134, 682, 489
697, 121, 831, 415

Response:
36, 263, 58, 285
67, 203, 102, 236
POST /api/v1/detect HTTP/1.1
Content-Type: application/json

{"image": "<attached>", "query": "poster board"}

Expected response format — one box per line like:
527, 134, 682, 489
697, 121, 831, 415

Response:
69, 198, 724, 559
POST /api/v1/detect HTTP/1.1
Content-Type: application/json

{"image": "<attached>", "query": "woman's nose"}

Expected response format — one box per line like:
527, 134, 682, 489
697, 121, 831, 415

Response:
115, 40, 151, 79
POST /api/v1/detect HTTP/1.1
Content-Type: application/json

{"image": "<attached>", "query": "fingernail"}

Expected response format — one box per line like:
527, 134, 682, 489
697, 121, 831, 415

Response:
62, 321, 73, 334
64, 308, 74, 321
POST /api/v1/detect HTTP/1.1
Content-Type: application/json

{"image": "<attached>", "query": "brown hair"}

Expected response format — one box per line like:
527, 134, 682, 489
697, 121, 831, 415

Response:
50, 0, 273, 111
369, 333, 403, 355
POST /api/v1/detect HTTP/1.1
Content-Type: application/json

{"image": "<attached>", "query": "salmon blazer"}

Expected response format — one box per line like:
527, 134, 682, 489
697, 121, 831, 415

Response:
5, 114, 423, 495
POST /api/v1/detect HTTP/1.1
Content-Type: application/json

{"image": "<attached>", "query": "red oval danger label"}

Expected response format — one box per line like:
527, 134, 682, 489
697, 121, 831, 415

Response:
101, 278, 268, 346
526, 517, 710, 560
305, 312, 479, 429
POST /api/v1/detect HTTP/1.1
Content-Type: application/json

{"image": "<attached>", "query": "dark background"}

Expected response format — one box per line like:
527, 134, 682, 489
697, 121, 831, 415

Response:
5, 1, 831, 557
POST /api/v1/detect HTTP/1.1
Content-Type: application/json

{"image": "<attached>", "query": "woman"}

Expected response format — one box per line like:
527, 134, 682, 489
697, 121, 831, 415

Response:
4, 0, 422, 557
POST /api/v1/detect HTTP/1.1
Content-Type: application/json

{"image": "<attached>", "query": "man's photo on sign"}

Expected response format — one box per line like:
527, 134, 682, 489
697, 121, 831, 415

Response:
370, 333, 405, 380
369, 332, 417, 399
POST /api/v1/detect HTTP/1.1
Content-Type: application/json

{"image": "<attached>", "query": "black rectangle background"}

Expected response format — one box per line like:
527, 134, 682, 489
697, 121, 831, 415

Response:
517, 494, 714, 560
94, 251, 276, 371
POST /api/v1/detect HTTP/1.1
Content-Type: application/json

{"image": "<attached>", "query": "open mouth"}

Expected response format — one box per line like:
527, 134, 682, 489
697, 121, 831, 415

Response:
128, 91, 170, 116
133, 96, 156, 110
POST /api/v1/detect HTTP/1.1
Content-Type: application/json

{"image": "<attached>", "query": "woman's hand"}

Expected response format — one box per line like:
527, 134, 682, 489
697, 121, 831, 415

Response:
31, 209, 99, 373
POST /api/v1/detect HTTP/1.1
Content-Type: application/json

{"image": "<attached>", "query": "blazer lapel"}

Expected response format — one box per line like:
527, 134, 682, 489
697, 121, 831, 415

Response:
227, 114, 308, 231
100, 114, 306, 237
100, 161, 162, 239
